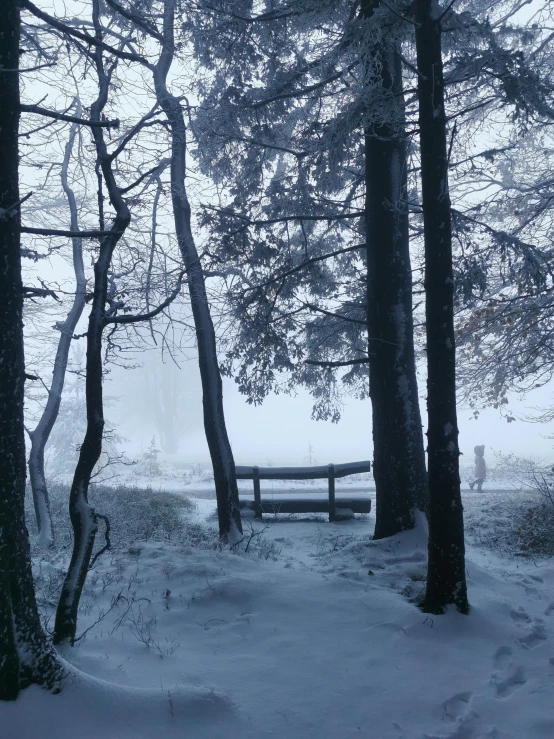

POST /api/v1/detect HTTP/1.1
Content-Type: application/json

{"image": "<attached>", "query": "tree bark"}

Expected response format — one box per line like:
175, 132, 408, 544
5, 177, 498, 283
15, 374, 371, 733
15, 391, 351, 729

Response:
362, 0, 428, 539
152, 0, 242, 541
28, 111, 87, 547
0, 0, 63, 699
414, 0, 469, 613
53, 3, 130, 643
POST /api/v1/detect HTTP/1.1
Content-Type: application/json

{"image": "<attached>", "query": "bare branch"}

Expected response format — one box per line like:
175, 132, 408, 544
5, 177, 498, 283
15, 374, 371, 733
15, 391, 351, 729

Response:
21, 103, 119, 128
22, 286, 59, 300
89, 513, 111, 568
0, 191, 33, 218
21, 226, 122, 238
103, 272, 185, 325
22, 0, 153, 68
108, 112, 165, 161
2, 62, 57, 73
103, 0, 163, 41
119, 161, 171, 194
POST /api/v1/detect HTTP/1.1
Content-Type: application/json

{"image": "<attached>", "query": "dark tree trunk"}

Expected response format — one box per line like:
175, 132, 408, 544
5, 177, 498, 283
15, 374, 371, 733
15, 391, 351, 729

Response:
153, 0, 242, 541
52, 245, 117, 644
54, 5, 130, 643
0, 1, 63, 699
414, 0, 469, 614
362, 0, 428, 539
28, 114, 86, 546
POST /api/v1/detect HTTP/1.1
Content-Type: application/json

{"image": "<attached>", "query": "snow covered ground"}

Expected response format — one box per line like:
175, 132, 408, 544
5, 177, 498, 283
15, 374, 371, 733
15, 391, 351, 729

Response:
3, 485, 554, 739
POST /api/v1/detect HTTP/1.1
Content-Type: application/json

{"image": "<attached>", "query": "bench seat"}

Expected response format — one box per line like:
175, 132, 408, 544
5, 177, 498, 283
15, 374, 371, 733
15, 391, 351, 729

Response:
239, 495, 371, 516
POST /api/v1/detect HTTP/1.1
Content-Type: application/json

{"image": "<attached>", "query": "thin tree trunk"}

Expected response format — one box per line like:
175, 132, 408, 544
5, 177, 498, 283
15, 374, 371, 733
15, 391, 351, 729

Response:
0, 0, 63, 699
52, 244, 118, 644
362, 1, 428, 539
152, 0, 242, 541
53, 3, 130, 643
28, 110, 86, 546
414, 0, 469, 613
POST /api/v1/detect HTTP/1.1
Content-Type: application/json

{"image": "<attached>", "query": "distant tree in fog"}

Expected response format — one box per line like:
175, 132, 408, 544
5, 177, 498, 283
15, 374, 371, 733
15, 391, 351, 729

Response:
130, 348, 203, 455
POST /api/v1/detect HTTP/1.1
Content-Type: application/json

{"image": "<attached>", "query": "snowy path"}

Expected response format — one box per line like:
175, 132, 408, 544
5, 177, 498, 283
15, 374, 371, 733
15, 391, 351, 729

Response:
3, 494, 554, 739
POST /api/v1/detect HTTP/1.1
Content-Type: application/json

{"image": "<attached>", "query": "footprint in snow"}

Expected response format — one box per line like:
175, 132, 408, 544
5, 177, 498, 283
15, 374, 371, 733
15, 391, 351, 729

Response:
545, 602, 554, 616
492, 645, 512, 671
509, 606, 531, 623
440, 691, 473, 722
492, 665, 527, 698
491, 645, 527, 698
517, 620, 547, 650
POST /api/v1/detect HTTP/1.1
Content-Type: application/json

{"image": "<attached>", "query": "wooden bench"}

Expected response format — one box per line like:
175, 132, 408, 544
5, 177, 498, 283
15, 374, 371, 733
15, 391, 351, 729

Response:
235, 461, 372, 522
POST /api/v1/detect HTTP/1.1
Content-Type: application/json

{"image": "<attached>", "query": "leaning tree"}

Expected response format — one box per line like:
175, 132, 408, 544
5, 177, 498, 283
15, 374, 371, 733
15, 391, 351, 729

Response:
25, 107, 88, 547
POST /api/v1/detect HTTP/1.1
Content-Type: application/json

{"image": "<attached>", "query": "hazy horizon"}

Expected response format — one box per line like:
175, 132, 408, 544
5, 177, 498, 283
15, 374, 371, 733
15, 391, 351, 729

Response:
103, 356, 554, 468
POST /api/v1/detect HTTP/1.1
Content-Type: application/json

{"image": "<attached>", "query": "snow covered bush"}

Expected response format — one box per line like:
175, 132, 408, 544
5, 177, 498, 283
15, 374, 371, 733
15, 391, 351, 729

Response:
512, 501, 554, 556
182, 464, 214, 485
511, 467, 554, 557
26, 482, 197, 551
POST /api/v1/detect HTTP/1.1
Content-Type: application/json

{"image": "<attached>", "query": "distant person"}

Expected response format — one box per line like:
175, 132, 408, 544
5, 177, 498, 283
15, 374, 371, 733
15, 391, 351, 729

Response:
469, 445, 486, 491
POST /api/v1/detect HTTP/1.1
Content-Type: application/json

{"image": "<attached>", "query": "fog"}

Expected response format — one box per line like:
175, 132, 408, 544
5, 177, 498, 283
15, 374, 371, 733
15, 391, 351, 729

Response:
105, 355, 554, 467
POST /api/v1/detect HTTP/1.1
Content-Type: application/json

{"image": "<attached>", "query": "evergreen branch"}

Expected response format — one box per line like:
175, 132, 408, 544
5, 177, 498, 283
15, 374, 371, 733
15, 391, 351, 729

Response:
244, 244, 366, 292
244, 64, 358, 109
305, 357, 370, 367
199, 3, 299, 24
303, 302, 367, 325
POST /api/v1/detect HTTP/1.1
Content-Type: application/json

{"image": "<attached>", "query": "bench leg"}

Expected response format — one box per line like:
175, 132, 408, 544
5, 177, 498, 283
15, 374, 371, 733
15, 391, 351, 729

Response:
253, 466, 262, 519
328, 463, 336, 522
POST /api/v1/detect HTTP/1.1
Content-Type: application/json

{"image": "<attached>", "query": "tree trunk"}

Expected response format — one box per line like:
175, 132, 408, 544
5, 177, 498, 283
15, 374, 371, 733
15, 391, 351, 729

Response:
0, 1, 63, 699
28, 113, 86, 546
52, 252, 114, 644
153, 0, 242, 541
414, 0, 469, 614
54, 9, 130, 642
362, 1, 428, 539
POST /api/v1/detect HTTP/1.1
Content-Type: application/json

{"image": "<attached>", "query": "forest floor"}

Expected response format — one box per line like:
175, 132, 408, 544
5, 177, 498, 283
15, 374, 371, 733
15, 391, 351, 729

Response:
3, 481, 554, 739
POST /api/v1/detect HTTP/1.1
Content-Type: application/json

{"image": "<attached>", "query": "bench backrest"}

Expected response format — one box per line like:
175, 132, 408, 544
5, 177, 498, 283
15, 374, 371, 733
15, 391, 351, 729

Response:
235, 461, 371, 481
